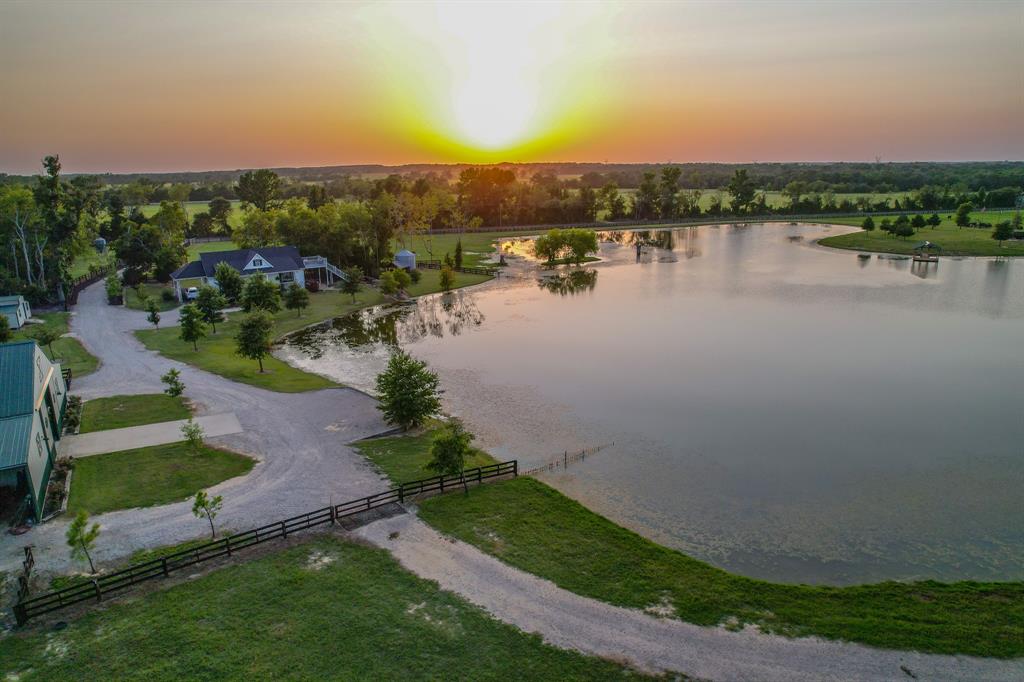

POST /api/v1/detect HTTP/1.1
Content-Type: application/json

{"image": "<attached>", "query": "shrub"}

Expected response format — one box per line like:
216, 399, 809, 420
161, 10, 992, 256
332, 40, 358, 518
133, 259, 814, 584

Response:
161, 289, 177, 302
409, 268, 422, 284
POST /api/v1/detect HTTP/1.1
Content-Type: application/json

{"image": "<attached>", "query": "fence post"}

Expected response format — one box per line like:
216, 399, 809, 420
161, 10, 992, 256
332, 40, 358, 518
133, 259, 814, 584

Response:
329, 504, 337, 524
564, 450, 567, 468
280, 520, 288, 539
93, 579, 102, 602
398, 484, 404, 504
513, 460, 518, 477
162, 557, 169, 577
13, 603, 27, 627
225, 536, 232, 556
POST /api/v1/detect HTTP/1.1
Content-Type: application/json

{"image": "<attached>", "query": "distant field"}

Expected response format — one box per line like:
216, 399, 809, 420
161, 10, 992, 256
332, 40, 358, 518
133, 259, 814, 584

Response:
140, 200, 243, 229
610, 189, 911, 213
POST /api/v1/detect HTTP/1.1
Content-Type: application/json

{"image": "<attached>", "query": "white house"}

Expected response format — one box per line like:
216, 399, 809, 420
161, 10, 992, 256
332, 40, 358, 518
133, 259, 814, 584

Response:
170, 246, 308, 302
0, 295, 31, 329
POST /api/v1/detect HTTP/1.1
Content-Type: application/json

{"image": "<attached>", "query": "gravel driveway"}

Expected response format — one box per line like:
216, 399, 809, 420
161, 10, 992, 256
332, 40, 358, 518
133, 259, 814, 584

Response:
1, 279, 388, 573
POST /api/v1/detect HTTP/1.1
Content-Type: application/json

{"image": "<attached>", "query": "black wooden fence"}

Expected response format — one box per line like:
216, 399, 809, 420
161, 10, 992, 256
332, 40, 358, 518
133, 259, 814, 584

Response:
418, 259, 496, 277
66, 261, 120, 308
13, 460, 517, 625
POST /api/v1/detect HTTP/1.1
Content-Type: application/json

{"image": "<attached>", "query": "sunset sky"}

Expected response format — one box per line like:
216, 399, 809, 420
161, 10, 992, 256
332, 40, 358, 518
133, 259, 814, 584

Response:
1, 0, 1021, 174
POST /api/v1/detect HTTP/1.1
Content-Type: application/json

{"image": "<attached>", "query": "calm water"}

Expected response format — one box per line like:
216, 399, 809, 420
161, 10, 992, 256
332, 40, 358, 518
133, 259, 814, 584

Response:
281, 223, 1024, 585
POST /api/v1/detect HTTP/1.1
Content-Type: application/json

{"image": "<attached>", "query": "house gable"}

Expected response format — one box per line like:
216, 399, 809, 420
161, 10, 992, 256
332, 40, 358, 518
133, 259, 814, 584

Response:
242, 253, 272, 271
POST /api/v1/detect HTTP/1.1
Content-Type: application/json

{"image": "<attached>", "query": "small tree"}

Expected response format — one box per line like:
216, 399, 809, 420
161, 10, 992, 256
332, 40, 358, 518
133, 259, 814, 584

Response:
240, 273, 282, 313
0, 316, 10, 344
428, 418, 474, 494
955, 202, 973, 228
341, 266, 363, 303
566, 229, 599, 265
213, 262, 244, 304
32, 326, 62, 356
235, 310, 274, 372
879, 218, 893, 236
927, 213, 942, 228
181, 418, 204, 454
861, 216, 875, 232
284, 282, 310, 317
895, 223, 915, 240
379, 270, 398, 296
105, 274, 123, 301
161, 368, 185, 397
393, 268, 412, 293
440, 265, 455, 292
375, 350, 441, 430
911, 214, 926, 230
992, 221, 1014, 246
178, 303, 207, 351
192, 490, 223, 539
454, 238, 463, 268
195, 285, 227, 333
66, 510, 101, 574
145, 298, 161, 329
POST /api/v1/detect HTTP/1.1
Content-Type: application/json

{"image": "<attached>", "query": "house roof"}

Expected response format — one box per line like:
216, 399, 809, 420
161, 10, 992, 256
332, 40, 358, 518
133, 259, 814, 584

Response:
172, 246, 304, 281
0, 295, 25, 306
0, 341, 41, 470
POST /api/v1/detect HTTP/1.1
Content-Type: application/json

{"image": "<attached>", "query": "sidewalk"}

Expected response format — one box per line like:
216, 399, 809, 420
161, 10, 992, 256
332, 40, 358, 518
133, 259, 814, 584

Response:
61, 413, 244, 457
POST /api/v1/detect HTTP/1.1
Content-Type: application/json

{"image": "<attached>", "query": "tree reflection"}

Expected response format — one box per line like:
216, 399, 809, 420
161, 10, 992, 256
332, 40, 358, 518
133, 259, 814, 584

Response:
538, 268, 598, 296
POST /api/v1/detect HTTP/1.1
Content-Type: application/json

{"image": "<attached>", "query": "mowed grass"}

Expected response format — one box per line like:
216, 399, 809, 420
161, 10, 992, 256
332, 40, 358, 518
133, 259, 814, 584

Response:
67, 442, 253, 515
124, 282, 180, 311
79, 394, 191, 433
13, 311, 98, 378
420, 477, 1024, 658
186, 239, 240, 261
356, 425, 497, 484
67, 247, 115, 279
815, 210, 1023, 256
1, 537, 646, 682
140, 200, 244, 230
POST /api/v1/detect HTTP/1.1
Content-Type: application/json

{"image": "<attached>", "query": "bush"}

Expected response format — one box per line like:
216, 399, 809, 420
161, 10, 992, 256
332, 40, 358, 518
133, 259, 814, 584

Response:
379, 271, 398, 295
409, 268, 422, 284
20, 284, 50, 306
161, 289, 177, 302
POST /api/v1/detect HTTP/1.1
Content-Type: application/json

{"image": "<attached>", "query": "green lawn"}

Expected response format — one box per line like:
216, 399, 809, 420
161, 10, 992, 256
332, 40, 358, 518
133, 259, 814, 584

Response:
136, 269, 489, 392
815, 210, 1023, 256
356, 425, 497, 484
186, 239, 240, 261
67, 442, 254, 515
420, 477, 1024, 658
2, 538, 644, 681
12, 311, 98, 378
124, 282, 180, 311
68, 247, 115, 279
79, 394, 191, 433
141, 200, 244, 230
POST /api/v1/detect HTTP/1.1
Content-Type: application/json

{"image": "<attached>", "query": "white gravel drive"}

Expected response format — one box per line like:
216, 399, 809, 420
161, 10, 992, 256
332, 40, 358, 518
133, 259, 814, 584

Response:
357, 513, 1024, 682
0, 279, 389, 573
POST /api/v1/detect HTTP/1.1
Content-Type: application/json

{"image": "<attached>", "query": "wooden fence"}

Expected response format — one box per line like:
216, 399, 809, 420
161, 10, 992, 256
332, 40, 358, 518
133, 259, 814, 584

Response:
523, 443, 615, 476
66, 261, 120, 308
13, 460, 517, 625
418, 260, 497, 277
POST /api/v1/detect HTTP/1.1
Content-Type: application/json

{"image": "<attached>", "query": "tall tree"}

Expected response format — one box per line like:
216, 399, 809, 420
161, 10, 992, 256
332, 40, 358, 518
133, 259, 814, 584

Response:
306, 184, 331, 210
659, 167, 682, 219
726, 169, 757, 214
955, 202, 973, 228
240, 273, 281, 313
236, 169, 281, 211
208, 197, 233, 232
374, 350, 441, 430
634, 172, 659, 220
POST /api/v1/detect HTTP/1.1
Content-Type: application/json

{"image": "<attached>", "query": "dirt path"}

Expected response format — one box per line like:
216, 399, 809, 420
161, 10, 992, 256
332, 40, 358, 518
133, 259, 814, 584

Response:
1, 280, 389, 574
357, 513, 1024, 682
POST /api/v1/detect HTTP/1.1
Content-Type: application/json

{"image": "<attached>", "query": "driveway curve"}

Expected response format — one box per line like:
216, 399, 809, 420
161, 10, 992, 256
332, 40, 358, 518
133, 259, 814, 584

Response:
1, 279, 388, 573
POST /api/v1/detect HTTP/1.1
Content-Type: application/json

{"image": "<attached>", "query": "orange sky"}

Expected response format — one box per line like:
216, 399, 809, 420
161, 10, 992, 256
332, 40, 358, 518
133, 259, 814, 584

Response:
1, 1, 1021, 174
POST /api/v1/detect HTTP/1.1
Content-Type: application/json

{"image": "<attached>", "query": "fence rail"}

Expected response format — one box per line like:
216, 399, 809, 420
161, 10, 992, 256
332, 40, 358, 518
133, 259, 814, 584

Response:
418, 260, 497, 276
523, 443, 615, 476
13, 460, 517, 625
66, 261, 120, 308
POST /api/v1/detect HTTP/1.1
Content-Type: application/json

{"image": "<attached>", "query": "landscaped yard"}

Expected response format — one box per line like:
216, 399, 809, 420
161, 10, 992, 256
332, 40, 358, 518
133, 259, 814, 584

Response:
814, 210, 1023, 256
356, 424, 496, 484
79, 394, 191, 433
124, 282, 180, 311
418, 477, 1024, 658
67, 442, 253, 514
12, 311, 98, 378
2, 537, 643, 681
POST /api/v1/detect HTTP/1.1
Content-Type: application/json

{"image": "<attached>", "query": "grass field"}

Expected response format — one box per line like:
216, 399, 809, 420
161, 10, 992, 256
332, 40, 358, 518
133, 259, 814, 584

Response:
67, 247, 115, 279
124, 282, 180, 311
814, 210, 1023, 256
79, 394, 191, 433
136, 269, 489, 392
419, 477, 1023, 658
356, 425, 497, 484
12, 311, 98, 378
2, 538, 643, 681
67, 442, 254, 515
186, 239, 240, 261
141, 200, 244, 230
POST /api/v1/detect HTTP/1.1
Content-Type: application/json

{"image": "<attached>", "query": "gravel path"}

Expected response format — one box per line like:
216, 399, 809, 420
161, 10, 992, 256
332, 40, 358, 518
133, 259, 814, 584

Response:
0, 280, 389, 573
357, 513, 1024, 681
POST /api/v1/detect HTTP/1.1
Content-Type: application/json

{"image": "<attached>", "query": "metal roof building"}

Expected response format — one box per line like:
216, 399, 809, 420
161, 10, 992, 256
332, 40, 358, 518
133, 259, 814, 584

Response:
0, 340, 68, 522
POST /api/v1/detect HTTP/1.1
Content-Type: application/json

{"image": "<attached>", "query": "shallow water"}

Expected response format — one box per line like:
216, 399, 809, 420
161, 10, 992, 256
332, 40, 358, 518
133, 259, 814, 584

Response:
281, 223, 1024, 585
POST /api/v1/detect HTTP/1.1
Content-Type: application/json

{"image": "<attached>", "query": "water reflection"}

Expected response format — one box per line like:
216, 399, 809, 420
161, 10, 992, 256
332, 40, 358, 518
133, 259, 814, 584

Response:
910, 260, 938, 279
538, 269, 598, 296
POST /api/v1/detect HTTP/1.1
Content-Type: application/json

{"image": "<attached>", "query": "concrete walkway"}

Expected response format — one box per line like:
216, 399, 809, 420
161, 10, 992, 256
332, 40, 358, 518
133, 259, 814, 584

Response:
357, 513, 1024, 682
61, 413, 243, 457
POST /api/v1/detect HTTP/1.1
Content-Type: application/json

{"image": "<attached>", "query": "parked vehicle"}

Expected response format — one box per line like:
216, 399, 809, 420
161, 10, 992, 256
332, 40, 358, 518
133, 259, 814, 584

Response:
185, 287, 199, 300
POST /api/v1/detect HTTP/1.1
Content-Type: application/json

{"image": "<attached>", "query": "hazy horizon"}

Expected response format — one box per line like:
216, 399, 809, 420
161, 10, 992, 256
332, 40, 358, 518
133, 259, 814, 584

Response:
2, 0, 1022, 174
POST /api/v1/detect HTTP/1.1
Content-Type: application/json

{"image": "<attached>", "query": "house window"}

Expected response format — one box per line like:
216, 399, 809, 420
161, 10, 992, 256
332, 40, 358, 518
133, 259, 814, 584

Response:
279, 272, 294, 283
253, 258, 264, 267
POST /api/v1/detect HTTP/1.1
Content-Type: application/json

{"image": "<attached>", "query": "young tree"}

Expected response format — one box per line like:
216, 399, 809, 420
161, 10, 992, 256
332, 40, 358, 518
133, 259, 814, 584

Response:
240, 273, 281, 313
861, 216, 875, 232
341, 266, 363, 303
195, 285, 228, 333
0, 316, 11, 343
566, 229, 598, 265
32, 326, 62, 356
104, 274, 123, 302
533, 229, 565, 264
927, 213, 942, 228
439, 265, 455, 292
992, 221, 1014, 246
284, 282, 310, 317
235, 310, 274, 372
911, 214, 927, 230
178, 303, 207, 351
145, 298, 161, 329
428, 418, 475, 494
192, 490, 223, 539
375, 350, 441, 430
181, 418, 205, 455
161, 368, 185, 397
213, 262, 244, 304
955, 202, 973, 228
454, 238, 464, 268
66, 510, 101, 574
379, 270, 399, 296
393, 268, 412, 293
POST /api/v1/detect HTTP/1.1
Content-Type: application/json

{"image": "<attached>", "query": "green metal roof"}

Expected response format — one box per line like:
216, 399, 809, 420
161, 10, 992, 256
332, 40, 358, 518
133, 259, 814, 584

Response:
0, 295, 24, 304
0, 340, 38, 420
0, 415, 33, 471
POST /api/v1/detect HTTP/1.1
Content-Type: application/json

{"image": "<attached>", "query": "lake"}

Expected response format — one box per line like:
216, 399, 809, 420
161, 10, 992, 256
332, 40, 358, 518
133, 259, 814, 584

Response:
280, 223, 1024, 585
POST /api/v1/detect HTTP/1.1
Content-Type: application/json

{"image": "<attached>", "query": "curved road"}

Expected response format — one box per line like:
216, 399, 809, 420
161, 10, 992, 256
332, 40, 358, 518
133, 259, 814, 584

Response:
1, 279, 388, 573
